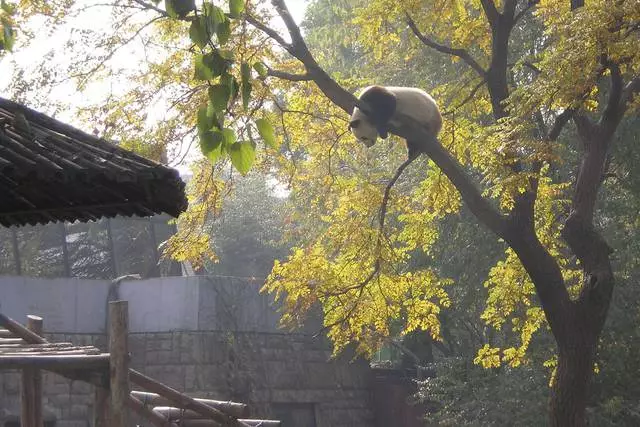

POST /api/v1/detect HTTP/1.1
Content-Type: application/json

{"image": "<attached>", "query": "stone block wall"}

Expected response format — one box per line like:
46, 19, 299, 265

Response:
0, 331, 374, 427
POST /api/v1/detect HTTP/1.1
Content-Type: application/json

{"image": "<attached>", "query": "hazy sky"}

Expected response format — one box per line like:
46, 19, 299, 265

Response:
0, 0, 310, 172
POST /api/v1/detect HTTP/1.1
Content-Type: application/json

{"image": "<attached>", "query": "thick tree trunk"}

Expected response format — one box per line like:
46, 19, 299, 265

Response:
549, 340, 596, 427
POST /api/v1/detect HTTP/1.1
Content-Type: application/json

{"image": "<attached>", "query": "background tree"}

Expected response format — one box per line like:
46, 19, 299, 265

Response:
3, 1, 640, 425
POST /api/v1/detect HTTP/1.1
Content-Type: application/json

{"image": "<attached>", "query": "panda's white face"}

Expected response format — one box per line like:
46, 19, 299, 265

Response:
349, 108, 378, 147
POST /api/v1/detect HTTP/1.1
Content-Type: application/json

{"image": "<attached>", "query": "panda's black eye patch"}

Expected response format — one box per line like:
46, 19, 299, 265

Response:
349, 119, 361, 129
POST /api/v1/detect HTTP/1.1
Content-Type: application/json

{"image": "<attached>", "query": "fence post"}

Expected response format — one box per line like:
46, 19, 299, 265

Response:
109, 300, 130, 427
21, 315, 43, 427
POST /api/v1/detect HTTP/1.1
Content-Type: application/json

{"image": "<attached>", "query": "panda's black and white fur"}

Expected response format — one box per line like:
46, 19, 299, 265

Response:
348, 86, 442, 158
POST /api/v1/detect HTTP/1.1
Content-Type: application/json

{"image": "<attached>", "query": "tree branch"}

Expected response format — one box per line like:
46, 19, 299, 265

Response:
548, 109, 575, 141
600, 62, 624, 128
405, 14, 486, 78
132, 0, 168, 17
244, 14, 293, 54
479, 0, 500, 27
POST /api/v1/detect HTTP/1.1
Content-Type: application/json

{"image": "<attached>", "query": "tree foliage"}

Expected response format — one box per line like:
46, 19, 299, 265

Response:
4, 0, 640, 423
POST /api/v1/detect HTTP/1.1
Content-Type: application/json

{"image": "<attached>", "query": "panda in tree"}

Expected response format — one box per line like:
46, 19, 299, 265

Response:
348, 86, 443, 158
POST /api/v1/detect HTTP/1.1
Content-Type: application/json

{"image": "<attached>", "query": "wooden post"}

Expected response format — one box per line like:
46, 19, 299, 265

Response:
93, 375, 110, 427
21, 315, 43, 427
109, 300, 129, 427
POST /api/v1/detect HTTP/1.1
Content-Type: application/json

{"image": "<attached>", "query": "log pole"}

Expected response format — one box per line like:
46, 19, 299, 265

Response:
21, 315, 43, 427
109, 300, 130, 427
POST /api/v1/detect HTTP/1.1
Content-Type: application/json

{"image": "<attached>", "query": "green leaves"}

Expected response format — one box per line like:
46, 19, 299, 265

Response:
189, 19, 209, 48
193, 51, 229, 81
228, 141, 256, 175
199, 130, 224, 163
255, 118, 278, 148
208, 84, 231, 112
216, 19, 231, 45
165, 0, 195, 18
229, 0, 245, 18
253, 62, 268, 78
0, 0, 15, 52
0, 20, 14, 51
197, 103, 216, 135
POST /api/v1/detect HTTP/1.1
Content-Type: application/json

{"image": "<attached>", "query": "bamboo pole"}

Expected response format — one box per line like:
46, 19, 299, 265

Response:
0, 313, 106, 386
130, 391, 249, 418
0, 328, 17, 338
109, 300, 130, 427
180, 420, 281, 427
0, 314, 45, 344
21, 315, 43, 427
151, 407, 280, 426
130, 370, 250, 427
0, 354, 110, 369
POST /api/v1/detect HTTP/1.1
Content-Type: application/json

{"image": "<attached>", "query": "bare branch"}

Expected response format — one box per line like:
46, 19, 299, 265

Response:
244, 14, 293, 54
270, 0, 306, 50
405, 14, 486, 78
378, 155, 418, 240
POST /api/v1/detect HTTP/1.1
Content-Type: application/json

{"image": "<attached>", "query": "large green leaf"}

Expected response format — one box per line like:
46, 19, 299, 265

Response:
199, 130, 224, 163
253, 62, 268, 78
229, 0, 245, 18
216, 19, 231, 45
255, 118, 278, 148
203, 51, 229, 77
197, 104, 215, 135
221, 128, 236, 147
220, 73, 239, 99
208, 84, 231, 112
194, 55, 214, 80
204, 3, 226, 26
1, 22, 14, 52
227, 141, 256, 175
189, 19, 208, 48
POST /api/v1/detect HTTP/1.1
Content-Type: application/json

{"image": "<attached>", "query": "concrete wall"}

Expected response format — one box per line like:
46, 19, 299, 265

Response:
0, 275, 318, 334
0, 275, 372, 427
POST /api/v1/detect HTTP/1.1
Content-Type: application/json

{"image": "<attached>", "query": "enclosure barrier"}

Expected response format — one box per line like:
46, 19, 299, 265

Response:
0, 302, 280, 427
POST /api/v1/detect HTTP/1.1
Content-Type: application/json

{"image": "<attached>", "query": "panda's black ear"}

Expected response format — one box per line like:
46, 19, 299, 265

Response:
358, 86, 397, 126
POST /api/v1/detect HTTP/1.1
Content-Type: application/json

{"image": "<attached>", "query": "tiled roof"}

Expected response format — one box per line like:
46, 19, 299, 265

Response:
0, 98, 187, 226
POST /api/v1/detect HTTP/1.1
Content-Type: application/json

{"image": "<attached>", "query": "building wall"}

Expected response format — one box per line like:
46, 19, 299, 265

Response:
0, 276, 373, 427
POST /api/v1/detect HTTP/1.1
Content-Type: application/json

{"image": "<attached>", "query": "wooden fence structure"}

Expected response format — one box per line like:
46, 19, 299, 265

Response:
0, 301, 280, 427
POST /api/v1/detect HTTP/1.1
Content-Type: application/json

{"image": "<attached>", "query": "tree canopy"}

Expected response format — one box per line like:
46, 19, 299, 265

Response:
3, 0, 640, 424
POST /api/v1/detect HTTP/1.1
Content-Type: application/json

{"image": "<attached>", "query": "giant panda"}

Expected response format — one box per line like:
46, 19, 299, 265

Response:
348, 86, 442, 158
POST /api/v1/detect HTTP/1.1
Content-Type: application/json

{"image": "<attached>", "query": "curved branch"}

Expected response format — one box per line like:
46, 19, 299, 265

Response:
244, 14, 293, 54
405, 14, 486, 78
